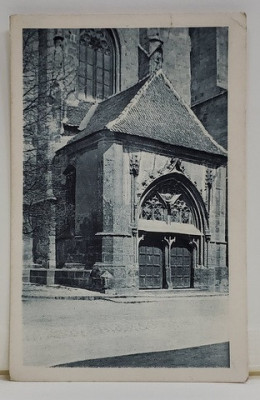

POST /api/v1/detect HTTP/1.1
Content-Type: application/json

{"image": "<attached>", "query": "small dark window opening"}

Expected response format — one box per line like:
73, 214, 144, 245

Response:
63, 165, 76, 237
64, 165, 76, 205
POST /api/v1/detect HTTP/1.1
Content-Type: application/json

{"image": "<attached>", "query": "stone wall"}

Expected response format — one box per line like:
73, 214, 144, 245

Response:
135, 150, 210, 207
75, 147, 100, 267
190, 28, 222, 104
55, 269, 92, 289
190, 27, 228, 148
138, 28, 191, 104
160, 28, 191, 105
92, 137, 138, 292
53, 141, 102, 268
192, 92, 227, 149
52, 131, 227, 292
208, 164, 227, 286
118, 29, 139, 90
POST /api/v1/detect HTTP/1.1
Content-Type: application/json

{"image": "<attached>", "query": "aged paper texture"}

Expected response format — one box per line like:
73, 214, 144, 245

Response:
10, 13, 247, 382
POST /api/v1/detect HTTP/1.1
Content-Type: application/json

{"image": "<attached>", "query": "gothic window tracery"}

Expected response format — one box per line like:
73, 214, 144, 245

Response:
141, 195, 166, 221
170, 199, 192, 224
79, 29, 116, 100
140, 179, 195, 225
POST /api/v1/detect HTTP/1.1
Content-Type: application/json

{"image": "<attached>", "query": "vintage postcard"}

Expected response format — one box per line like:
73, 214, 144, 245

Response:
10, 13, 247, 382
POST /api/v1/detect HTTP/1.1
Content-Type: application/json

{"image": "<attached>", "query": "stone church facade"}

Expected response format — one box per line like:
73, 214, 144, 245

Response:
23, 27, 228, 294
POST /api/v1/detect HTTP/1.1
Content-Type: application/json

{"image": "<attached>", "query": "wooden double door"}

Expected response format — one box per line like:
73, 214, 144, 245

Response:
139, 237, 165, 289
170, 240, 193, 288
139, 235, 193, 289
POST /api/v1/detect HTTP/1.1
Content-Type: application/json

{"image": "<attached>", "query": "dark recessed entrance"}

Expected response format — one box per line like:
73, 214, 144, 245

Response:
170, 238, 192, 288
139, 234, 193, 290
139, 235, 164, 289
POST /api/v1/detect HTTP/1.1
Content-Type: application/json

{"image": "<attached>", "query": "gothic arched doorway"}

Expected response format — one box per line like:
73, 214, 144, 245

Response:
138, 172, 208, 290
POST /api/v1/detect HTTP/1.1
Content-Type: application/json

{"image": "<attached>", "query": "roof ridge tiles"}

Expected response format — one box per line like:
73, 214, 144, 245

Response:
106, 70, 161, 131
66, 69, 227, 157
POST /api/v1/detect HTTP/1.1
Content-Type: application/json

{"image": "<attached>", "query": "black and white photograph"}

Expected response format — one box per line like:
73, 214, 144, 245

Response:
9, 13, 247, 382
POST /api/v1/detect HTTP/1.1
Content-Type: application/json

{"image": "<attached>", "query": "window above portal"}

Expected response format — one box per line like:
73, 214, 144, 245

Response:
140, 180, 196, 226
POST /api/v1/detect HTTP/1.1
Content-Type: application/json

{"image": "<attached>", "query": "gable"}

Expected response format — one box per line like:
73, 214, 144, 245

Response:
68, 70, 226, 157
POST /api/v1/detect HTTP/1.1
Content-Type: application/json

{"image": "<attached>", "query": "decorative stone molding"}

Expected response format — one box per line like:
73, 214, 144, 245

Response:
141, 190, 193, 225
205, 168, 215, 189
164, 235, 176, 249
141, 194, 166, 221
129, 154, 140, 176
79, 29, 111, 54
205, 168, 215, 214
137, 157, 185, 197
159, 192, 181, 206
138, 32, 164, 76
205, 230, 211, 242
189, 238, 198, 248
53, 29, 64, 45
137, 234, 145, 245
95, 232, 132, 237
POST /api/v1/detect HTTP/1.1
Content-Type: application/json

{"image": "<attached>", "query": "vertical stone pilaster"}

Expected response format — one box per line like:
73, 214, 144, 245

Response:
129, 153, 140, 225
31, 29, 61, 274
47, 199, 56, 270
199, 236, 204, 266
136, 234, 145, 265
205, 168, 214, 214
163, 236, 176, 289
94, 138, 136, 293
205, 232, 211, 268
46, 270, 55, 286
205, 165, 228, 292
138, 30, 164, 80
189, 239, 198, 288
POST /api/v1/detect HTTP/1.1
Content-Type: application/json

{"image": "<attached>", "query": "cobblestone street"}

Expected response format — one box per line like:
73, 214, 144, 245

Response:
23, 294, 229, 367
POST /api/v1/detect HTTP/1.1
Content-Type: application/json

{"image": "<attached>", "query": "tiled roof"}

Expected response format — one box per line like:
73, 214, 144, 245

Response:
65, 102, 93, 127
69, 70, 227, 157
74, 77, 150, 134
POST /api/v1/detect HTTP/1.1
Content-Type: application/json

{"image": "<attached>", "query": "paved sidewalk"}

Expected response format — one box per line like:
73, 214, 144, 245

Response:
23, 295, 229, 366
23, 283, 228, 303
22, 283, 107, 300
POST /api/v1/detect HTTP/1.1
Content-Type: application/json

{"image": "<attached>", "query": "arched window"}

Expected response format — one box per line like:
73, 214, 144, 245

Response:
78, 29, 118, 100
139, 174, 209, 268
140, 179, 195, 226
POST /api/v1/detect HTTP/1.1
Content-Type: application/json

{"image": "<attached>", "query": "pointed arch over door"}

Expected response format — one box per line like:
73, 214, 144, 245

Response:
138, 172, 209, 289
139, 171, 209, 234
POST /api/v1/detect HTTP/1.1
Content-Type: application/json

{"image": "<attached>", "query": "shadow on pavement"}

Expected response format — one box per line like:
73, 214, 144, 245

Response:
54, 342, 230, 368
